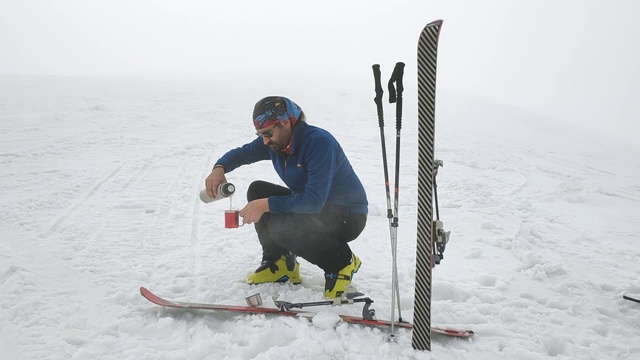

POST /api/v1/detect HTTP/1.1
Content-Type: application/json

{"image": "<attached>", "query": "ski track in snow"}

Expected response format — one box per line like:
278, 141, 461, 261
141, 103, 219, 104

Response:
1, 74, 639, 360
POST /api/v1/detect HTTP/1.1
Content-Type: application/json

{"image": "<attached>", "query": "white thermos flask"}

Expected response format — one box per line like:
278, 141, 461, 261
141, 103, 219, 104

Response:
199, 183, 235, 203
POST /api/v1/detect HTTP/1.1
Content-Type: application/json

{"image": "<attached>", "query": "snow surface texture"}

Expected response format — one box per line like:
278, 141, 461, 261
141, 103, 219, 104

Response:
1, 73, 638, 359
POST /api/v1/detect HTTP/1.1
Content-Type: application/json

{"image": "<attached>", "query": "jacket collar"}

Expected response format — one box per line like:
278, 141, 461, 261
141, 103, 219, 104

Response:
286, 122, 307, 155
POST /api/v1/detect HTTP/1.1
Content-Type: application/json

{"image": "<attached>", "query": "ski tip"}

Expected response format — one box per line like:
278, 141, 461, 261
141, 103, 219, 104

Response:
426, 19, 444, 27
421, 19, 444, 40
140, 286, 153, 299
140, 286, 178, 307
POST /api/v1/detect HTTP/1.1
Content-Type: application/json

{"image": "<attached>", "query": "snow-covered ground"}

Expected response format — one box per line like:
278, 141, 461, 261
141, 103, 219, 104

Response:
1, 73, 638, 359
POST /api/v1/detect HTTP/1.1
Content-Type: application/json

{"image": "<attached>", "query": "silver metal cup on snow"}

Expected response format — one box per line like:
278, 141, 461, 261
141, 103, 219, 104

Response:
245, 293, 263, 307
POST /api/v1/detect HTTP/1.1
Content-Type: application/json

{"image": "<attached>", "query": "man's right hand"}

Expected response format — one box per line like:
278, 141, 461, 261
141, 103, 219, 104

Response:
205, 166, 227, 199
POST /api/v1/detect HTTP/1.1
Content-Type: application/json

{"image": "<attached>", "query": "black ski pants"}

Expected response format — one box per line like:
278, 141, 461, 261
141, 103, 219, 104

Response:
247, 180, 367, 273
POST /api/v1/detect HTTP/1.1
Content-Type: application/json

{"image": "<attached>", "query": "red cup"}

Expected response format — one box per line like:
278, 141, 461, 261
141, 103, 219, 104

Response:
225, 210, 240, 228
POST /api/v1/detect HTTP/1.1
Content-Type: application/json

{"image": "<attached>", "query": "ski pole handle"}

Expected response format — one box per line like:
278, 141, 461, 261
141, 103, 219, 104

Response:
388, 62, 405, 130
395, 62, 405, 130
372, 64, 384, 128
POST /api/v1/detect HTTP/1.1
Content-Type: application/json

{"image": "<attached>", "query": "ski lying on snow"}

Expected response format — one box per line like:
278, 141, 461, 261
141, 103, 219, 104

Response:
623, 295, 640, 304
140, 287, 473, 338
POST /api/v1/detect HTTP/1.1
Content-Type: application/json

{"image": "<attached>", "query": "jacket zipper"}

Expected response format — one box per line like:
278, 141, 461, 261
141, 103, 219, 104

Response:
284, 158, 288, 182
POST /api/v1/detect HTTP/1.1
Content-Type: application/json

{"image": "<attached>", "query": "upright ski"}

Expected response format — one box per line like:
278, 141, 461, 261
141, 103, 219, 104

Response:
414, 19, 444, 351
140, 287, 474, 338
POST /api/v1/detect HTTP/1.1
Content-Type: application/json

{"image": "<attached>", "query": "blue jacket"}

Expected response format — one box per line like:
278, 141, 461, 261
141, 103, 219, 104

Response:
216, 122, 368, 214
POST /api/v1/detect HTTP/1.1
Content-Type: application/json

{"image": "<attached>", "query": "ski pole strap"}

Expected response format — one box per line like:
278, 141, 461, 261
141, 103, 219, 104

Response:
372, 64, 384, 128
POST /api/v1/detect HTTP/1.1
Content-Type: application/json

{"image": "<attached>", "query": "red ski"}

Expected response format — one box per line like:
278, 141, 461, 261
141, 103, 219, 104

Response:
140, 287, 474, 338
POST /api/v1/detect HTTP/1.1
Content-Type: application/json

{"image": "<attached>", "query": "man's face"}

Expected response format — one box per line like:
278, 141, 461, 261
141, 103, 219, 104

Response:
256, 121, 292, 152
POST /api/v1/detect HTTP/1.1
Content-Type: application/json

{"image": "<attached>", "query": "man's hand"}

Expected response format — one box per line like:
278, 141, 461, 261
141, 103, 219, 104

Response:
205, 167, 227, 199
239, 198, 270, 224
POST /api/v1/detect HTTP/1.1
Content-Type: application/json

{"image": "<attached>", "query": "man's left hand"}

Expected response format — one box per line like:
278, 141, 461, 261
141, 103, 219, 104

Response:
239, 199, 270, 224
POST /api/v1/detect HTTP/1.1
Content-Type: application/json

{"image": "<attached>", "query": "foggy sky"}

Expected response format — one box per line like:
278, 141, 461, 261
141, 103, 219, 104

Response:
1, 0, 639, 144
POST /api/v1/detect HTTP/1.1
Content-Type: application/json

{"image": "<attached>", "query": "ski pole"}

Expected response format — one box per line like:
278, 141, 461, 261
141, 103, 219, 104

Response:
387, 62, 406, 337
372, 64, 393, 228
623, 295, 640, 304
373, 64, 403, 335
372, 64, 390, 212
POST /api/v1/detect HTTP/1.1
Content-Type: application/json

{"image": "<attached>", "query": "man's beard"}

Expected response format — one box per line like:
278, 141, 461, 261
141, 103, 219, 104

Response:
267, 141, 283, 152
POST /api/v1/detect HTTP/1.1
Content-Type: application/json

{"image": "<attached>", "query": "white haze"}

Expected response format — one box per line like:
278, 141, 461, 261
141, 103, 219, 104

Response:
1, 0, 639, 144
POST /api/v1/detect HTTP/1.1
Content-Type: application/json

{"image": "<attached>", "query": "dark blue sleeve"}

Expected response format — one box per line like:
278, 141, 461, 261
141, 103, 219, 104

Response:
215, 137, 270, 172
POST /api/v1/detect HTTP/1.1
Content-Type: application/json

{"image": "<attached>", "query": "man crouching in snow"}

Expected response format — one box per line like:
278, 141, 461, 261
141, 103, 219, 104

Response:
205, 96, 368, 298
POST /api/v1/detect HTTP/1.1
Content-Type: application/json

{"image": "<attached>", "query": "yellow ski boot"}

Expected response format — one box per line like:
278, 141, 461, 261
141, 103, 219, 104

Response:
247, 253, 301, 285
324, 253, 362, 299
